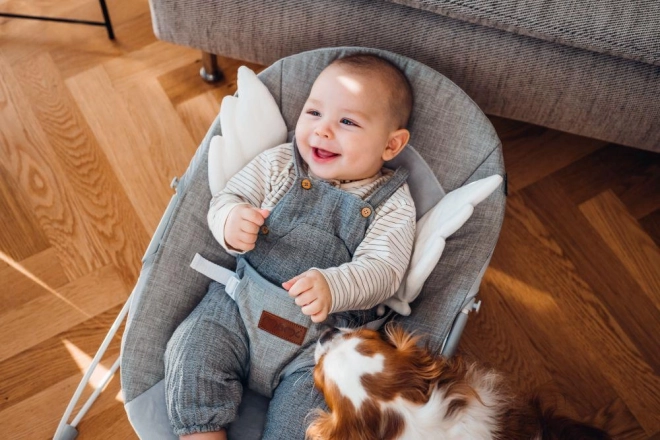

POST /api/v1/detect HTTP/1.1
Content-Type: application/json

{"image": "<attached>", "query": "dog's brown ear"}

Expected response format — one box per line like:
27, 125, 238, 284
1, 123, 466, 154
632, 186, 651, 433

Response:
307, 408, 373, 440
379, 408, 405, 439
313, 358, 326, 395
305, 409, 335, 440
384, 323, 420, 352
307, 405, 403, 440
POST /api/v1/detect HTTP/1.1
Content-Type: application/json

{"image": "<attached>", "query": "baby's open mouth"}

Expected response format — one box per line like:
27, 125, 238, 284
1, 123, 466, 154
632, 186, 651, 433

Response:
313, 147, 340, 159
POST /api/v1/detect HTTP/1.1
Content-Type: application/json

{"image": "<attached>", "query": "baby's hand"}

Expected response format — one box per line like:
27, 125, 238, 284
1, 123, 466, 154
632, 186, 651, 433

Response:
283, 270, 332, 323
224, 205, 270, 252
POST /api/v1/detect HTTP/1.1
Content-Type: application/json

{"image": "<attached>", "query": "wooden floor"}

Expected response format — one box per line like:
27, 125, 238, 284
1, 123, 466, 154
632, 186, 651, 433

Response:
1, 1, 658, 438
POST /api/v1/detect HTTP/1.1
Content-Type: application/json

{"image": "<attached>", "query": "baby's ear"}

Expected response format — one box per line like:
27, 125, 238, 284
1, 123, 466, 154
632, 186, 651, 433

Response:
383, 128, 410, 161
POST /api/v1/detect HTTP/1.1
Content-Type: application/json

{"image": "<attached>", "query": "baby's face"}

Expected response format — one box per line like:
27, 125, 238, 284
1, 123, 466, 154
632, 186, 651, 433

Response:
295, 64, 400, 181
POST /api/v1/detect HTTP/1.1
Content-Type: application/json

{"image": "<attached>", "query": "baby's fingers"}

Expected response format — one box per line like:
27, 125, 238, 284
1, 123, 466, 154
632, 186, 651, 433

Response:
301, 301, 328, 323
284, 275, 314, 298
233, 238, 256, 252
282, 274, 303, 291
301, 300, 322, 316
310, 311, 328, 323
282, 271, 311, 290
240, 220, 260, 235
294, 291, 318, 307
237, 227, 257, 241
242, 207, 269, 226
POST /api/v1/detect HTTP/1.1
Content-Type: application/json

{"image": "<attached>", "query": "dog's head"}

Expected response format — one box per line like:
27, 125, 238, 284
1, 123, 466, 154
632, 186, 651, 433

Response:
308, 325, 612, 440
307, 324, 445, 440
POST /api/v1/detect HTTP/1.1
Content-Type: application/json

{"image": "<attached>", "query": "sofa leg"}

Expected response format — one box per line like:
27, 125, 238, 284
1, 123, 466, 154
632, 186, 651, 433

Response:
200, 51, 223, 82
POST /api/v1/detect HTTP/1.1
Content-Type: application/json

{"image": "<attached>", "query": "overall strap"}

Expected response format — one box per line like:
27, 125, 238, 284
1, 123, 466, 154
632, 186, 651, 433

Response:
291, 139, 308, 178
366, 167, 410, 209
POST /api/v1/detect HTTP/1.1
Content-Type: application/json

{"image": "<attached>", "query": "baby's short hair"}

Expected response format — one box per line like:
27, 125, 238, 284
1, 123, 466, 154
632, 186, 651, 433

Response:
330, 54, 413, 129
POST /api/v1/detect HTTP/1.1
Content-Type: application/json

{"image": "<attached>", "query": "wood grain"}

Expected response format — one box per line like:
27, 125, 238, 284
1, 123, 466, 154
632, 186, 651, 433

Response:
580, 190, 660, 309
0, 55, 106, 280
13, 51, 148, 287
640, 210, 660, 247
0, 0, 658, 438
490, 117, 607, 192
521, 177, 660, 433
66, 65, 175, 233
0, 247, 69, 310
175, 91, 223, 145
0, 166, 50, 261
0, 264, 128, 363
478, 192, 623, 415
0, 304, 124, 413
551, 144, 660, 212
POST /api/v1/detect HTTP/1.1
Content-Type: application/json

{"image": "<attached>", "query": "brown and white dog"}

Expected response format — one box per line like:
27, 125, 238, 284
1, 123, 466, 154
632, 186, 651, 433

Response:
307, 325, 611, 440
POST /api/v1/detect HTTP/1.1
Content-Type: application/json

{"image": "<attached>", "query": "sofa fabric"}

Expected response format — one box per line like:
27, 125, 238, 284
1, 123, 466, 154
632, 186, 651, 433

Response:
149, 0, 660, 153
386, 0, 660, 66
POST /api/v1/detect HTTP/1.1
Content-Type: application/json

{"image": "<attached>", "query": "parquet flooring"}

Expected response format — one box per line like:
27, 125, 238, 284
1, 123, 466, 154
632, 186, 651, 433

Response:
1, 1, 658, 438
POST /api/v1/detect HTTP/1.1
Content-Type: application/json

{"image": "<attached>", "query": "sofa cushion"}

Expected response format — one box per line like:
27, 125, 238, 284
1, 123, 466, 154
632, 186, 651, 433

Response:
385, 0, 660, 66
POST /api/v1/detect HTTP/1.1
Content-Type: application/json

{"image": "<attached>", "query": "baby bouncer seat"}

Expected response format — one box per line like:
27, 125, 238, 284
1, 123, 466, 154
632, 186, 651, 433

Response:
55, 47, 505, 439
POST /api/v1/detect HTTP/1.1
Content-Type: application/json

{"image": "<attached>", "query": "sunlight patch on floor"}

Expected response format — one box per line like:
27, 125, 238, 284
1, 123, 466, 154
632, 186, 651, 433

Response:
62, 339, 123, 403
0, 250, 91, 318
485, 267, 558, 313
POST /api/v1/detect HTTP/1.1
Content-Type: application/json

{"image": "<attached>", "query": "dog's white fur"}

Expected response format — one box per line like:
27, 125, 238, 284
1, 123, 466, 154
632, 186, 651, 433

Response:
319, 336, 385, 410
312, 327, 505, 439
308, 326, 610, 440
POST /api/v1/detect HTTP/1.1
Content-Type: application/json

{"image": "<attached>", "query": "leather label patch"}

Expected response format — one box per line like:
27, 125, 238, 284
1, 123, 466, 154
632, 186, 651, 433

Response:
258, 311, 307, 346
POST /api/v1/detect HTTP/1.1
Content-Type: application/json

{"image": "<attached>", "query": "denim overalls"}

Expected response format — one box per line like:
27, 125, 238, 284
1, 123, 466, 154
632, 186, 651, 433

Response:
165, 142, 408, 433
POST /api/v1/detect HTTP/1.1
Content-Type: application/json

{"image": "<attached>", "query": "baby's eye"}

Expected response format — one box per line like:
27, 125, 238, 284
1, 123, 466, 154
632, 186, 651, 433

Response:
307, 110, 321, 117
340, 118, 357, 126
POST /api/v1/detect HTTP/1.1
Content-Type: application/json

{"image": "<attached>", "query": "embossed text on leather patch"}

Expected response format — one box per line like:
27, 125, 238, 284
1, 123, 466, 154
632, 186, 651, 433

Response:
258, 311, 307, 345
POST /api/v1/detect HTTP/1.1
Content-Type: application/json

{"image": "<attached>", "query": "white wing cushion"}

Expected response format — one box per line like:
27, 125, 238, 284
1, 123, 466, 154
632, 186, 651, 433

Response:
208, 66, 288, 195
385, 175, 503, 315
207, 66, 503, 316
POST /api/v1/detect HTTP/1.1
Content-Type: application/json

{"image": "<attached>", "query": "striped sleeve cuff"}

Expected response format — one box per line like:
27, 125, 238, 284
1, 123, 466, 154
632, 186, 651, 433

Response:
314, 267, 351, 314
316, 260, 397, 314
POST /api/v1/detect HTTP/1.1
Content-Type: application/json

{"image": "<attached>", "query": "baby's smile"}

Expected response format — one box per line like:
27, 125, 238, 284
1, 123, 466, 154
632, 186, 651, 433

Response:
312, 147, 340, 162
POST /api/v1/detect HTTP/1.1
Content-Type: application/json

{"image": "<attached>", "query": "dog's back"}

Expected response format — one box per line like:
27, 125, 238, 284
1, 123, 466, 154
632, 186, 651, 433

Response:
309, 325, 611, 440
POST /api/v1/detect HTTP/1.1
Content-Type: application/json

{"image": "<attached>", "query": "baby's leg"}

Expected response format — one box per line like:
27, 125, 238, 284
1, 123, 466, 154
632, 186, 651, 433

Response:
164, 282, 250, 437
262, 366, 327, 440
260, 309, 384, 439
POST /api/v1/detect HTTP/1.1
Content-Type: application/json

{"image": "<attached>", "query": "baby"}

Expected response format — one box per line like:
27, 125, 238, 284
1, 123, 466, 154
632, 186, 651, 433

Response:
164, 54, 416, 440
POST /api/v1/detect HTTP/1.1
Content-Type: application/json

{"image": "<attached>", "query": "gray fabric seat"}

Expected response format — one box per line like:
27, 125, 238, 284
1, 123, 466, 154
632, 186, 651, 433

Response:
120, 47, 506, 439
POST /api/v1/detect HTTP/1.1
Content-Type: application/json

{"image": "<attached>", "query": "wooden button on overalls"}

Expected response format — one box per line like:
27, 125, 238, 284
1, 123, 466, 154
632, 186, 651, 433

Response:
301, 179, 312, 190
361, 207, 372, 218
261, 225, 269, 235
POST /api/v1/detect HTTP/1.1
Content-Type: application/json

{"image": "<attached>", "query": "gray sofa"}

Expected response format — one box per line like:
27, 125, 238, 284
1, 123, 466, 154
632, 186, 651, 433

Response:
148, 0, 659, 153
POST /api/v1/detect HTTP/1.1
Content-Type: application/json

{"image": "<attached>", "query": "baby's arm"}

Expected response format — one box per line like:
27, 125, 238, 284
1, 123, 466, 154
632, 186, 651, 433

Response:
224, 205, 270, 252
284, 188, 416, 317
209, 146, 286, 253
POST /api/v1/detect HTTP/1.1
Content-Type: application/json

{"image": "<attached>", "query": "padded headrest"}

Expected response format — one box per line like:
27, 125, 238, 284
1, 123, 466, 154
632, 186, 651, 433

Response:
258, 47, 501, 218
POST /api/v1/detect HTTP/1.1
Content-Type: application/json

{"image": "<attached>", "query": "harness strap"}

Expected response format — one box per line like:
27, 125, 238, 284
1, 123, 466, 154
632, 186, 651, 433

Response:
290, 139, 410, 208
365, 166, 410, 209
190, 253, 392, 330
190, 253, 240, 300
291, 139, 307, 177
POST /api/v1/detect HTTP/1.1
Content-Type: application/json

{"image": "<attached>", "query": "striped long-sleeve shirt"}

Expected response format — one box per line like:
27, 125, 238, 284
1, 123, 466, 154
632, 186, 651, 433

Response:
208, 143, 416, 315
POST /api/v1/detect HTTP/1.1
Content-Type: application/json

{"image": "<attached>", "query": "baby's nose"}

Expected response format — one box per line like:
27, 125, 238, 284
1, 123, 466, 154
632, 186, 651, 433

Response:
314, 123, 332, 138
